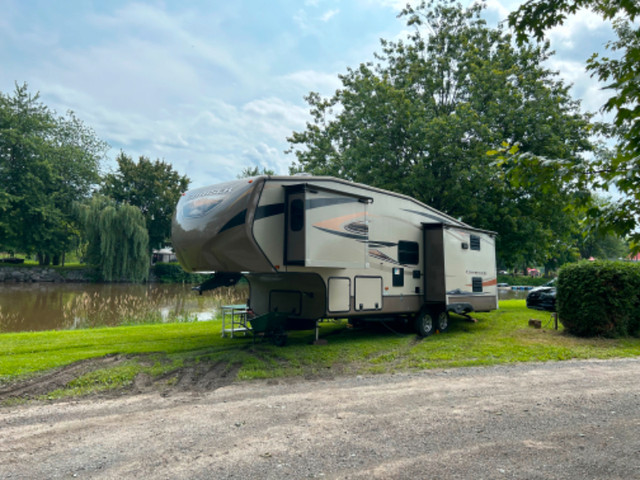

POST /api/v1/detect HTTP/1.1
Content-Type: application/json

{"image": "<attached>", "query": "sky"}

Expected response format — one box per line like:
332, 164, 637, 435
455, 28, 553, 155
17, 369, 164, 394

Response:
0, 0, 620, 190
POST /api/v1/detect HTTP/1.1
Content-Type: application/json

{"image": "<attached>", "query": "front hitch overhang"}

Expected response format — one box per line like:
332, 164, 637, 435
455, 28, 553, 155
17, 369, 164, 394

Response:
193, 272, 243, 295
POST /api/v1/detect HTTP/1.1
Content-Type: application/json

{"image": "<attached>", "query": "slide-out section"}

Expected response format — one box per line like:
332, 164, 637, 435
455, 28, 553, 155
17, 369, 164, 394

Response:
423, 223, 497, 313
284, 184, 371, 268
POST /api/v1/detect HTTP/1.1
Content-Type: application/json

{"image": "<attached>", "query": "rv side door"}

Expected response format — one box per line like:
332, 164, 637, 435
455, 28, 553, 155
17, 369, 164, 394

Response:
285, 189, 306, 265
423, 223, 446, 304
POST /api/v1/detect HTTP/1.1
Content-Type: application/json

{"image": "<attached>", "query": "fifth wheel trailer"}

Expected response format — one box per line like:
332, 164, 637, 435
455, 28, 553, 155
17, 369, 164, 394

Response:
171, 175, 498, 338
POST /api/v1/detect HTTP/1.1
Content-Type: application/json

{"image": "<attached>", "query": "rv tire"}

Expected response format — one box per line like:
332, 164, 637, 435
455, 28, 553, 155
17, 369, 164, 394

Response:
436, 310, 449, 333
415, 309, 435, 337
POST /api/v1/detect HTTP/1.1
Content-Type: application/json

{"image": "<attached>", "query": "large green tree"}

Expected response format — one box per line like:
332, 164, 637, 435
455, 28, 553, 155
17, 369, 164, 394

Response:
237, 165, 275, 178
102, 152, 190, 252
287, 1, 595, 269
508, 0, 640, 249
0, 83, 106, 264
77, 196, 149, 282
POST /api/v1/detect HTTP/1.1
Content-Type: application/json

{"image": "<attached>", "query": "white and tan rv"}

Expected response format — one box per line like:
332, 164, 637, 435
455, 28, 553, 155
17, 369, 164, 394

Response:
172, 175, 498, 338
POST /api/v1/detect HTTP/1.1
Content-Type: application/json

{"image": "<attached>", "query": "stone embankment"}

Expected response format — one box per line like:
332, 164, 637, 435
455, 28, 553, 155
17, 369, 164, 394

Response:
0, 267, 164, 283
0, 267, 93, 283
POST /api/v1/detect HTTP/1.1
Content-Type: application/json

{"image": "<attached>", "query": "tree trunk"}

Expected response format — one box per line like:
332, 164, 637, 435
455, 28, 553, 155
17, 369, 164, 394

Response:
37, 252, 51, 266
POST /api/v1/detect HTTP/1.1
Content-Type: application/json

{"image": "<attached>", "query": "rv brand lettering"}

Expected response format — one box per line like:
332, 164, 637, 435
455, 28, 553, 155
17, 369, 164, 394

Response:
188, 188, 234, 199
466, 270, 486, 275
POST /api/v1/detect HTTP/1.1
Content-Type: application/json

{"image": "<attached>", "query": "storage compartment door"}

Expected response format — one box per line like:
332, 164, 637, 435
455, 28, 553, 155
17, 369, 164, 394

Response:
328, 277, 350, 313
354, 276, 382, 311
269, 290, 302, 315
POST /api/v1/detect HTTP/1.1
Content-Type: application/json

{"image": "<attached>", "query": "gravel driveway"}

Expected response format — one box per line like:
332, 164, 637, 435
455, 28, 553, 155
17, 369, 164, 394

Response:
1, 358, 639, 479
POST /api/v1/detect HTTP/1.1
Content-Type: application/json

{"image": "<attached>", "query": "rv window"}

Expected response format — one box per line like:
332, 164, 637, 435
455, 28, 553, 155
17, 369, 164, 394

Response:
398, 241, 419, 265
470, 235, 481, 251
290, 199, 304, 232
472, 277, 483, 292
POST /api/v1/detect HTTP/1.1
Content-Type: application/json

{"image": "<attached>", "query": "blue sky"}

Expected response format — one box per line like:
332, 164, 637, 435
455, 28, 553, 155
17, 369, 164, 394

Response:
0, 0, 620, 189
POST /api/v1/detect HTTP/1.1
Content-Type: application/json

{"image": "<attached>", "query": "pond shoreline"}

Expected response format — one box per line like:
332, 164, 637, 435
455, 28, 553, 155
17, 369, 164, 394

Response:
0, 265, 193, 284
0, 266, 94, 283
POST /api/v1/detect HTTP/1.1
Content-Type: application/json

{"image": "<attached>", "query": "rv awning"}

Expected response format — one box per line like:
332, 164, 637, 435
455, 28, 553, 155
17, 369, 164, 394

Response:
422, 222, 497, 237
283, 183, 373, 204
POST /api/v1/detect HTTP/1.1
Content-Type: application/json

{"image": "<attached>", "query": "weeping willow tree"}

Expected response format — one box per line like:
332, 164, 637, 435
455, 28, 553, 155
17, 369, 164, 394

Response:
77, 196, 149, 283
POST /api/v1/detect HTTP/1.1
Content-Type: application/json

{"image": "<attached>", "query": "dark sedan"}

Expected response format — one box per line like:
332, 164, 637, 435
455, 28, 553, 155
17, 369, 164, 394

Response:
526, 280, 557, 312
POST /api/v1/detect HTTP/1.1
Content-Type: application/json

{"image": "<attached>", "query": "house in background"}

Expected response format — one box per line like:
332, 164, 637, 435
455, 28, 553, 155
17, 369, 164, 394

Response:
152, 247, 177, 264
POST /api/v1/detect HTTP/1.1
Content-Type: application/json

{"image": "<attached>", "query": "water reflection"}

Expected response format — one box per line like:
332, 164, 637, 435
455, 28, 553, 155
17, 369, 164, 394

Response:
0, 283, 247, 333
498, 287, 530, 300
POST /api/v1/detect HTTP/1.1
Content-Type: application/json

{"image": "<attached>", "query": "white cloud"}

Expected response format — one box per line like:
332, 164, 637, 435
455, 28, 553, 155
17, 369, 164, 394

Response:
366, 0, 414, 11
1, 0, 620, 191
241, 142, 287, 173
320, 9, 340, 22
3, 2, 305, 187
281, 70, 342, 95
480, 0, 511, 23
546, 58, 612, 118
293, 9, 311, 31
547, 8, 611, 50
243, 97, 305, 123
118, 96, 310, 185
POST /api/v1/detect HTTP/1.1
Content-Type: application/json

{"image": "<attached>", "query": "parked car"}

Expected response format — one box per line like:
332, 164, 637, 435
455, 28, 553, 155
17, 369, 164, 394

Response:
526, 279, 557, 312
0, 257, 25, 264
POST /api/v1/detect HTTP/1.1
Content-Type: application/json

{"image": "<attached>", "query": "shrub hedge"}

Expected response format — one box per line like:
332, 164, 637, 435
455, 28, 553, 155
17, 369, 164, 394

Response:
557, 260, 640, 338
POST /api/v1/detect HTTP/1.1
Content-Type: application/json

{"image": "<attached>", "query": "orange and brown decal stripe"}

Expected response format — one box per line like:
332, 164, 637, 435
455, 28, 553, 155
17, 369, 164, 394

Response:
313, 212, 366, 232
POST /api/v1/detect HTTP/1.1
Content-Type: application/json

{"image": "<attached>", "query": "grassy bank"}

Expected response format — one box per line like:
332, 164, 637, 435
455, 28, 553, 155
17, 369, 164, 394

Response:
1, 300, 639, 401
0, 262, 210, 284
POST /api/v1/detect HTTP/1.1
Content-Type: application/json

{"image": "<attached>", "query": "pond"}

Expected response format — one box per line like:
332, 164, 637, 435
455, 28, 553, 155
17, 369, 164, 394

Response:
0, 283, 526, 333
0, 283, 248, 333
498, 287, 531, 301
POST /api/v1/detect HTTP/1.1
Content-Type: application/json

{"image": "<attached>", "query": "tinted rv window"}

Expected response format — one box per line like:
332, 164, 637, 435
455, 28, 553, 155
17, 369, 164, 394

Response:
398, 241, 419, 265
290, 199, 304, 232
472, 277, 483, 292
470, 235, 481, 251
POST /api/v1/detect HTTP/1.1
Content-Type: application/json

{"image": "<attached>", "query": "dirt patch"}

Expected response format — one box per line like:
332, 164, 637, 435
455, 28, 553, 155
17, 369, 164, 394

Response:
0, 355, 242, 403
153, 361, 242, 395
0, 354, 128, 401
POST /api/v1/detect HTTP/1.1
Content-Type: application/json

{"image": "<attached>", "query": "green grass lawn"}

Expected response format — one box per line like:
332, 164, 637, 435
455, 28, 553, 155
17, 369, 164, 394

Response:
1, 299, 639, 399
